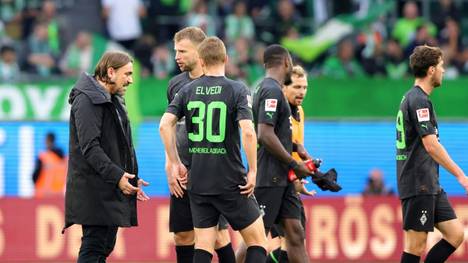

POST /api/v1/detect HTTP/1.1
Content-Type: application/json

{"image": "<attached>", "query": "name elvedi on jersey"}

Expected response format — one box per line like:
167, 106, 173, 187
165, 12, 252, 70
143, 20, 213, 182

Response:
195, 85, 223, 95
184, 84, 226, 155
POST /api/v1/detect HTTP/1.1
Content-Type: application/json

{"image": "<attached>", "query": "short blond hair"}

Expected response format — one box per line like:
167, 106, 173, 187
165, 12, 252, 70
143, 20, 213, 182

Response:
198, 37, 226, 67
173, 26, 206, 45
291, 65, 307, 78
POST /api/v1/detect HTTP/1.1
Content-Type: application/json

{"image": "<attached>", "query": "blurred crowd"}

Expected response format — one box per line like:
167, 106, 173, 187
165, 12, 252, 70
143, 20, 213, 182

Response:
1, 0, 468, 84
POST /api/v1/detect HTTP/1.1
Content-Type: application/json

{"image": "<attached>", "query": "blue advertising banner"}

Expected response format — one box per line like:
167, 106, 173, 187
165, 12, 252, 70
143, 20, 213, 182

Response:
1, 121, 467, 197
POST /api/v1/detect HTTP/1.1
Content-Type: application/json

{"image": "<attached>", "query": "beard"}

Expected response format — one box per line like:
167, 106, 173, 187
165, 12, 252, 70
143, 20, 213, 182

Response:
432, 75, 441, 87
117, 85, 128, 96
110, 80, 129, 96
107, 77, 117, 93
181, 60, 195, 72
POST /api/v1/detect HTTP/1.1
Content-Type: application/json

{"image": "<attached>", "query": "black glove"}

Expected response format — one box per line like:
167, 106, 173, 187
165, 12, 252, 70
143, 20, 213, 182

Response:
311, 168, 342, 192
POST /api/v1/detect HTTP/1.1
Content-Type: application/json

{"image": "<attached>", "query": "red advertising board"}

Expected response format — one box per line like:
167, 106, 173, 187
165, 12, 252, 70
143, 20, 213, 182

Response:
1, 196, 468, 262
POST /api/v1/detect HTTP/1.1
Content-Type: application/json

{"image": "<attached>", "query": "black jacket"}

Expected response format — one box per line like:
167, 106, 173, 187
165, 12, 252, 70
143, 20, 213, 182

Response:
64, 73, 139, 229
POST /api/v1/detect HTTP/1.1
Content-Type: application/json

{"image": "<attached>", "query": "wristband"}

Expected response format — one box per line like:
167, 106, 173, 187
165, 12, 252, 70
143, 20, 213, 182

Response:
288, 160, 298, 170
288, 169, 298, 182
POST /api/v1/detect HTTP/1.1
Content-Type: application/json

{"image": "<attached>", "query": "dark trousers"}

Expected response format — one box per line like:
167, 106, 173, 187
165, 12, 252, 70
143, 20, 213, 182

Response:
78, 225, 118, 263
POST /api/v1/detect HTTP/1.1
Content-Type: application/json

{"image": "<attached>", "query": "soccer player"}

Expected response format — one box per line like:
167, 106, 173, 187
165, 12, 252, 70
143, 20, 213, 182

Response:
285, 65, 314, 187
397, 45, 468, 263
267, 65, 316, 263
165, 27, 234, 263
160, 36, 268, 263
241, 45, 312, 263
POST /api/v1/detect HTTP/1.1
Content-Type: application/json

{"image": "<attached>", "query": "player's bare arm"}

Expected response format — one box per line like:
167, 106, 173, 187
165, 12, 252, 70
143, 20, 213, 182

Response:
422, 134, 468, 192
159, 112, 188, 197
238, 119, 257, 196
258, 123, 310, 178
294, 142, 312, 160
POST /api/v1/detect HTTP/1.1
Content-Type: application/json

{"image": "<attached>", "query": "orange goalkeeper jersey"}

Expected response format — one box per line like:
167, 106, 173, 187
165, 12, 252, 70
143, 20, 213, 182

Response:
292, 105, 304, 161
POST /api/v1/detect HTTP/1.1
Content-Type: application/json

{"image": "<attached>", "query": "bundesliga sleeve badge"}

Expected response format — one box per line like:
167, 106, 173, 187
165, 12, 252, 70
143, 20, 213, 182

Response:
416, 108, 430, 122
265, 99, 277, 112
247, 95, 252, 108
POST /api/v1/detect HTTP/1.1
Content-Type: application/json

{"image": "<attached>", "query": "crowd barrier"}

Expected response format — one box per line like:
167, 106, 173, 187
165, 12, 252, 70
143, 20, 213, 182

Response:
1, 196, 468, 261
2, 77, 468, 121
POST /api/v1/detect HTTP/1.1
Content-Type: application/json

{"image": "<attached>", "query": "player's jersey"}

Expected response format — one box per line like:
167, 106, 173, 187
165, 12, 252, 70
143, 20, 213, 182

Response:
396, 85, 440, 199
253, 77, 292, 187
167, 72, 195, 167
291, 105, 304, 161
167, 75, 252, 195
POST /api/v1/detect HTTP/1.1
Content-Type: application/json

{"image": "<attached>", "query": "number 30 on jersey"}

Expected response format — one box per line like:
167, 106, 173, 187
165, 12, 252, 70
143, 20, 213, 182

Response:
187, 101, 227, 143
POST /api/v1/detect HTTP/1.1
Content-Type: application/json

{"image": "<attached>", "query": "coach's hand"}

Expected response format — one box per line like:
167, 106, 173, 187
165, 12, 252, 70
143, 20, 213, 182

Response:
167, 163, 186, 198
119, 172, 139, 195
137, 178, 150, 201
239, 170, 256, 197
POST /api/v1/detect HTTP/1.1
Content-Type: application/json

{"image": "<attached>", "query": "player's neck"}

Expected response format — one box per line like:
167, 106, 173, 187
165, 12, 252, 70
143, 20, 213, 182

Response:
266, 69, 285, 85
189, 66, 204, 79
204, 64, 225, 77
414, 79, 434, 95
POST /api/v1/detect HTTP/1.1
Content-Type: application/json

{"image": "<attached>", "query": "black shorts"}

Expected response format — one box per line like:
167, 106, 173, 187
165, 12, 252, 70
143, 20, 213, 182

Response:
218, 214, 229, 230
188, 191, 261, 231
169, 190, 229, 232
255, 183, 302, 231
169, 190, 193, 233
270, 198, 306, 238
401, 190, 457, 232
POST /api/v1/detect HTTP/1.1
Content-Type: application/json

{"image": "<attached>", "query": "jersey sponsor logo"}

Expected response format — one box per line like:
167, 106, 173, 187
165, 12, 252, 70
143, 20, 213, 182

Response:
420, 210, 428, 225
189, 146, 227, 154
421, 123, 428, 130
266, 112, 274, 119
396, 154, 407, 160
259, 204, 266, 216
265, 99, 277, 112
416, 108, 430, 122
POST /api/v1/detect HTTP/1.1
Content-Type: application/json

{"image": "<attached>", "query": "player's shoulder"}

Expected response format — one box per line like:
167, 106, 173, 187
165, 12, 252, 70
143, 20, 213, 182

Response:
260, 77, 282, 90
257, 78, 283, 97
225, 77, 249, 92
405, 86, 429, 105
407, 86, 427, 98
171, 80, 193, 100
168, 72, 191, 88
178, 80, 193, 94
169, 71, 190, 82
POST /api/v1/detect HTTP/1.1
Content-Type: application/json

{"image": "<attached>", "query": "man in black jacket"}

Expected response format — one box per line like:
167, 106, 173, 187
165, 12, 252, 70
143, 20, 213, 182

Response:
65, 51, 149, 262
